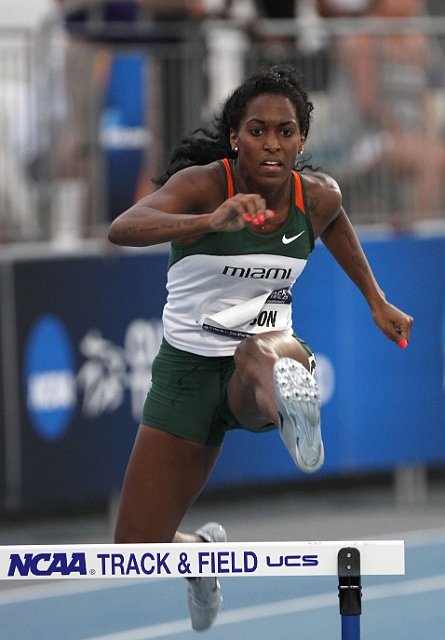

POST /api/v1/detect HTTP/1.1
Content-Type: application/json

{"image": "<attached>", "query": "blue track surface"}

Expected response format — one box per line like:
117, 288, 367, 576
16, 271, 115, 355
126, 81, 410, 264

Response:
1, 536, 445, 640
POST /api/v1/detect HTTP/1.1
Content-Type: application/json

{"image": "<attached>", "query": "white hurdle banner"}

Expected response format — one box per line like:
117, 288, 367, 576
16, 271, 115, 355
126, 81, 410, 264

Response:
0, 540, 404, 580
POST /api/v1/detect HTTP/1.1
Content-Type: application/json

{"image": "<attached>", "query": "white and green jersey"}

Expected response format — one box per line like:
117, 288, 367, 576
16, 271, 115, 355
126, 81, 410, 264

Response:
162, 159, 315, 356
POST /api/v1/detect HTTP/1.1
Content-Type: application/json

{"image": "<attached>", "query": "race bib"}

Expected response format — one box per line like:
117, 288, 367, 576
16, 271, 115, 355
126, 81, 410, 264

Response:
201, 288, 292, 339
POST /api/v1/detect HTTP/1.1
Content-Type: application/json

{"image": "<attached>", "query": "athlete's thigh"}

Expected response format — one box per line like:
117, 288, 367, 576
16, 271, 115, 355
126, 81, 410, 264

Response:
142, 339, 229, 446
115, 424, 221, 543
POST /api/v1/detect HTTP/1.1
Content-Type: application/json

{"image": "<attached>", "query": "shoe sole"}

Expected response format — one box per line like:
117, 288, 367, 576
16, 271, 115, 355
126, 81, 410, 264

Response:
274, 357, 324, 473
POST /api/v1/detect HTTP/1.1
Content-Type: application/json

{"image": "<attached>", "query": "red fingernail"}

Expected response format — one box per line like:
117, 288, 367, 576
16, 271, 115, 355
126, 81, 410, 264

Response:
398, 339, 408, 349
257, 214, 265, 224
245, 215, 252, 222
269, 210, 275, 217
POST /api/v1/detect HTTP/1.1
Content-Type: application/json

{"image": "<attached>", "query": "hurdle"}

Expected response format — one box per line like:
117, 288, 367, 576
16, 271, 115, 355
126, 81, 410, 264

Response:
0, 540, 404, 639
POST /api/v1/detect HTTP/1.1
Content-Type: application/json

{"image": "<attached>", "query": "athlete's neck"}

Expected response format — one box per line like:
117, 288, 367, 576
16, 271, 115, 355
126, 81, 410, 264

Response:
234, 163, 292, 215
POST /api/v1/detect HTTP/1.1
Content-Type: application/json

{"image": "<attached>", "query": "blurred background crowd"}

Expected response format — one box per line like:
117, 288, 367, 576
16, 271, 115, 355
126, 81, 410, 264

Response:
1, 0, 445, 245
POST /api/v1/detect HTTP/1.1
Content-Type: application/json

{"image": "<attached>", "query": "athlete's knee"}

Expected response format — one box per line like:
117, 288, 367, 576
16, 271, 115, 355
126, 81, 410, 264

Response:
234, 333, 310, 385
234, 334, 275, 386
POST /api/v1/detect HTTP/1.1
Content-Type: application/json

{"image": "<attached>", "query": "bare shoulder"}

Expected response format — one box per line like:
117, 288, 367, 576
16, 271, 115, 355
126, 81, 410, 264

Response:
161, 162, 225, 213
138, 161, 226, 215
169, 161, 225, 194
301, 171, 342, 238
302, 171, 341, 199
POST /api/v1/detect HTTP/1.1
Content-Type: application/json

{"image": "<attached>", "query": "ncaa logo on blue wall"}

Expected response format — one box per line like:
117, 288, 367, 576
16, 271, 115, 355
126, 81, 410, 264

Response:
24, 314, 77, 441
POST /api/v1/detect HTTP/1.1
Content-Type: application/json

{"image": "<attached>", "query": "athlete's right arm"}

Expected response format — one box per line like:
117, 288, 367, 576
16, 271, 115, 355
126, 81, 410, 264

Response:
108, 165, 272, 247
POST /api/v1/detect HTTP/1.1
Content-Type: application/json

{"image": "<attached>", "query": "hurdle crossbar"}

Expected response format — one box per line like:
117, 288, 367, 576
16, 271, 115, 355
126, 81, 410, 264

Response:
0, 541, 404, 640
0, 540, 404, 580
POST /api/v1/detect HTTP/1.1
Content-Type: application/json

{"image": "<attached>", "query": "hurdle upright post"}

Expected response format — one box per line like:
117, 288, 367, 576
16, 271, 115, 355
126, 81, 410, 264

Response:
338, 547, 362, 640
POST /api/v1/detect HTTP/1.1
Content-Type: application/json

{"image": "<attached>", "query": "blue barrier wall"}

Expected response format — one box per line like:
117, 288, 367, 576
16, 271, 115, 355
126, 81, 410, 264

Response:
1, 232, 444, 511
12, 251, 168, 511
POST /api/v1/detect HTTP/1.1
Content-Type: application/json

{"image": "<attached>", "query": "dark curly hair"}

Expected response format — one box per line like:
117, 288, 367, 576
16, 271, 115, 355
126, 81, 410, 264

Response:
154, 64, 315, 185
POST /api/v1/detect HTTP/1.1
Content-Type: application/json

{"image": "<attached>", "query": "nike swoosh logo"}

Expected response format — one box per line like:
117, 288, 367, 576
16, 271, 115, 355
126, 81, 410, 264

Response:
282, 231, 305, 244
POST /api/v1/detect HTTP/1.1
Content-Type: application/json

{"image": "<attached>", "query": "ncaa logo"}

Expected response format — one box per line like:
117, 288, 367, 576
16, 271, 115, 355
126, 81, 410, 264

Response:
24, 314, 76, 441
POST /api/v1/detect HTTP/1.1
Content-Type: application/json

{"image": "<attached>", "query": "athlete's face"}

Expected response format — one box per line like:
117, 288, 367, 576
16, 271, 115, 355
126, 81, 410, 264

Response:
230, 93, 305, 186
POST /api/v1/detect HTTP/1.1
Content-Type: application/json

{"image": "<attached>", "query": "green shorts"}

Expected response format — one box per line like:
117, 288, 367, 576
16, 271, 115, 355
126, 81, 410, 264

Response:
141, 336, 314, 447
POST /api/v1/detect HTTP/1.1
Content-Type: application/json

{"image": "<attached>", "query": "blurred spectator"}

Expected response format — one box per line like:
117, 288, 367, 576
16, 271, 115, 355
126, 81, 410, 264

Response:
252, 0, 299, 66
336, 0, 445, 221
316, 0, 373, 16
248, 0, 375, 90
248, 0, 331, 91
0, 69, 42, 241
52, 0, 227, 228
307, 0, 445, 223
56, 0, 240, 41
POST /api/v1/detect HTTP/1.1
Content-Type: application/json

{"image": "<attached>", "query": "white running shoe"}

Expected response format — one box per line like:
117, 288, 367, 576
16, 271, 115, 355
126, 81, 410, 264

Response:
274, 357, 324, 473
187, 522, 227, 632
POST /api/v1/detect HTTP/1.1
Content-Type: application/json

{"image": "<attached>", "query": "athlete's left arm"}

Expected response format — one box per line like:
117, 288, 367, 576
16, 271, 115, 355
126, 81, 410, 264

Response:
319, 206, 414, 347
